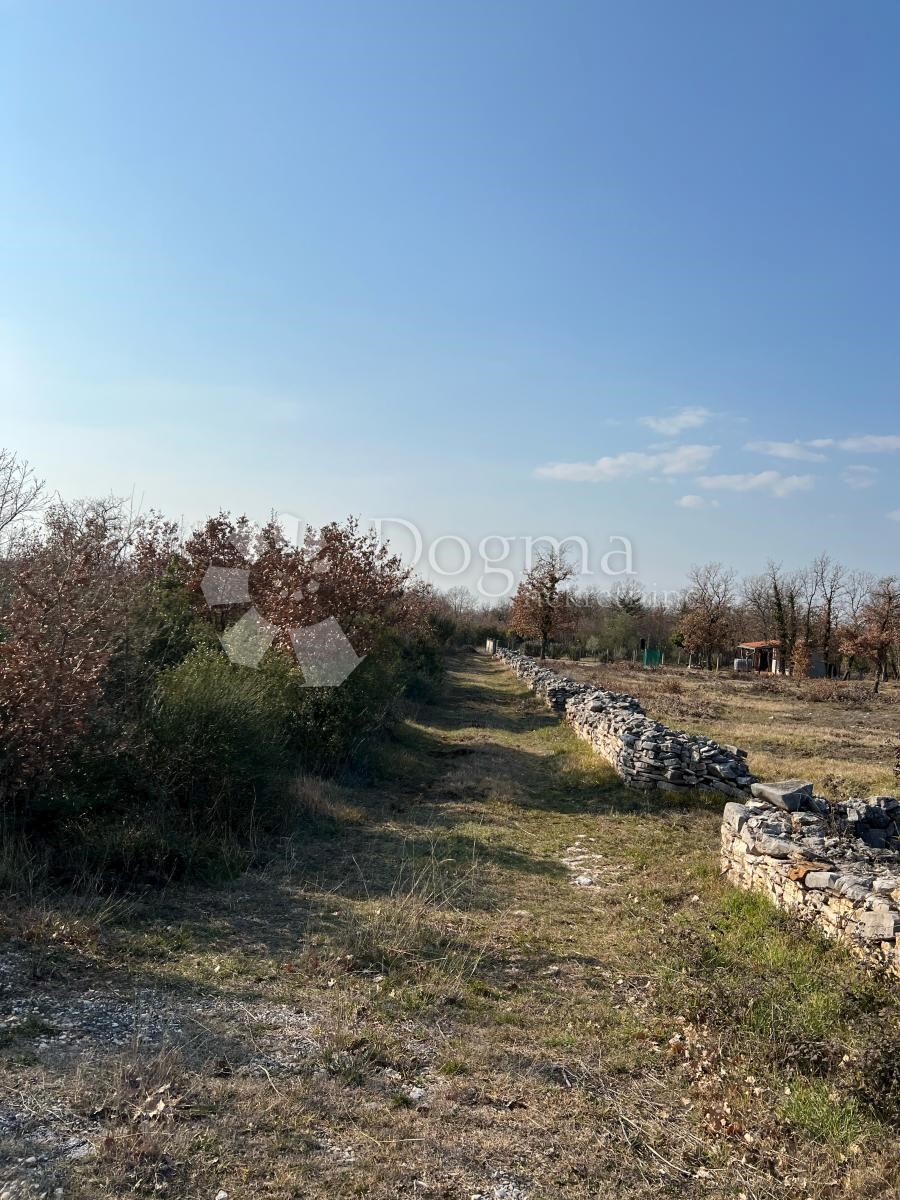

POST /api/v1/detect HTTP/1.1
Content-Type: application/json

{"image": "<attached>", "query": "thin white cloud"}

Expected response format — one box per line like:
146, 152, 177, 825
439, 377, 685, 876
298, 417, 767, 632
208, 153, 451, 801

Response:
745, 440, 827, 462
535, 443, 718, 483
810, 435, 900, 453
833, 434, 900, 453
677, 494, 718, 509
842, 465, 879, 489
639, 406, 711, 437
696, 471, 814, 498
888, 510, 900, 523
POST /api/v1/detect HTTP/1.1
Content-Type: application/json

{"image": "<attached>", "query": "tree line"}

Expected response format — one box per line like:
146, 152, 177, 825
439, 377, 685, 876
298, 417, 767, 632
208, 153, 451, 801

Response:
438, 549, 900, 689
681, 557, 900, 688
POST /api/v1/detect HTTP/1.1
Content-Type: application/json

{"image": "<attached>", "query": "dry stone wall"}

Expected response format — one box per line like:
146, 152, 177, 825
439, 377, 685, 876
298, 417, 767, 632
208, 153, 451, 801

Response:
495, 648, 900, 980
495, 649, 756, 797
721, 782, 900, 979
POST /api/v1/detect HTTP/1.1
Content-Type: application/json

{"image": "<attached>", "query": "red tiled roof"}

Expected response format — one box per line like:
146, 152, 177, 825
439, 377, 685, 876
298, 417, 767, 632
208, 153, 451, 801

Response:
738, 640, 781, 649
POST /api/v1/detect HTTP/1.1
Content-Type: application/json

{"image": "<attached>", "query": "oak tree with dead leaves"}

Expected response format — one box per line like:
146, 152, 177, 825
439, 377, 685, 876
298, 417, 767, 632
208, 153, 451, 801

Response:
509, 549, 574, 659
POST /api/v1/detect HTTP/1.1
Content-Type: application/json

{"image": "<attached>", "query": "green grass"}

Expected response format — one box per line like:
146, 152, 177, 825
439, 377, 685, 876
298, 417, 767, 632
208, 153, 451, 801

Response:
669, 889, 866, 1044
780, 1081, 870, 1147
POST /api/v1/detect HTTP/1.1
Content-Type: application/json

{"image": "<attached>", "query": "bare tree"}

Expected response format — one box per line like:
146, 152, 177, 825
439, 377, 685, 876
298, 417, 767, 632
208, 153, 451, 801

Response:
443, 585, 477, 618
743, 572, 775, 640
837, 570, 875, 679
843, 570, 875, 623
797, 563, 820, 650
810, 554, 845, 677
0, 449, 45, 550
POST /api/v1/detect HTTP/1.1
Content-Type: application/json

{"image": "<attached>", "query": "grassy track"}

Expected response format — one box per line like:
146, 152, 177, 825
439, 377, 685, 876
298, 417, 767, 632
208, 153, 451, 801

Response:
2, 652, 899, 1199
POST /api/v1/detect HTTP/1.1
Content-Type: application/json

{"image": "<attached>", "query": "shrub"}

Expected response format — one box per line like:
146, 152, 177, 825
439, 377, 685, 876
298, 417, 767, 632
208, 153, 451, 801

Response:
803, 678, 892, 705
148, 647, 295, 834
0, 466, 450, 885
792, 639, 812, 679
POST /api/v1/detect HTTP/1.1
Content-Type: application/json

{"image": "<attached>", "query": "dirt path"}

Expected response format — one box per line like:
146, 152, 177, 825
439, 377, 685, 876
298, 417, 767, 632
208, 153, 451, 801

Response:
2, 653, 899, 1199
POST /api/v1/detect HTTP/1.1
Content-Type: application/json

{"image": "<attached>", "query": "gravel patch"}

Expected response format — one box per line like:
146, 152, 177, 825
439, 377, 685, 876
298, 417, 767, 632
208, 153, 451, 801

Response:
0, 945, 322, 1193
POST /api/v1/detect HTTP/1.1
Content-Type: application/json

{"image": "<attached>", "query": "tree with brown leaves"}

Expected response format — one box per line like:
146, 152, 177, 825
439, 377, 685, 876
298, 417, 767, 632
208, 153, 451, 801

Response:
677, 562, 736, 669
509, 549, 574, 659
836, 576, 900, 690
791, 639, 812, 679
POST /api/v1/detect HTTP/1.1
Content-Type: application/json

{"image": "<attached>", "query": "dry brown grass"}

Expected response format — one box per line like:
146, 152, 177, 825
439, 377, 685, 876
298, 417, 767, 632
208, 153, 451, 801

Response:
2, 654, 900, 1199
552, 657, 900, 798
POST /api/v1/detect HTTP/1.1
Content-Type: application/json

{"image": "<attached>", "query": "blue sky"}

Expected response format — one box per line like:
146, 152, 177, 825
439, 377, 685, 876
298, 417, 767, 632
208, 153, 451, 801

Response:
2, 0, 899, 594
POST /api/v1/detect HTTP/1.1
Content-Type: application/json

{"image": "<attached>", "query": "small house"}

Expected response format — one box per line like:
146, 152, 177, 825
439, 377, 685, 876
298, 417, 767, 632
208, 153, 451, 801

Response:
736, 640, 780, 672
735, 640, 826, 677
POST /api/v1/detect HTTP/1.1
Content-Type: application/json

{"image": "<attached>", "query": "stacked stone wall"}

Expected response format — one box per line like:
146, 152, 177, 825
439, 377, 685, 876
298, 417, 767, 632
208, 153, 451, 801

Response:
495, 649, 755, 797
721, 782, 900, 979
494, 648, 900, 979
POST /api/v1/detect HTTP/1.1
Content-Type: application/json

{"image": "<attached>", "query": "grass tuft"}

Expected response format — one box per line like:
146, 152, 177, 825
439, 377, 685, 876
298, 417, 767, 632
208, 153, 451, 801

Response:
781, 1080, 869, 1147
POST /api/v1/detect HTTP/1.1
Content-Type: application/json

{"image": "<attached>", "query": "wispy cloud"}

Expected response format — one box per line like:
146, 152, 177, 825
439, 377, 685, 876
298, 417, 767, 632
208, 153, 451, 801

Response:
811, 435, 900, 452
837, 434, 900, 452
535, 443, 718, 483
888, 510, 900, 523
677, 494, 718, 509
639, 406, 711, 437
842, 465, 879, 489
696, 471, 814, 498
745, 440, 827, 462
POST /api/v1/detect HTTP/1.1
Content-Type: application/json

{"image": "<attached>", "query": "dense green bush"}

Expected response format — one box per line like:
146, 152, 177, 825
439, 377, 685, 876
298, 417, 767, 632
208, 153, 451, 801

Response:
149, 648, 295, 832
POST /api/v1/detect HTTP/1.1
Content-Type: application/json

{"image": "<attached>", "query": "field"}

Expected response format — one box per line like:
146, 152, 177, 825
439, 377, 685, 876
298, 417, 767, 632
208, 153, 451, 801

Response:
549, 658, 900, 799
2, 652, 900, 1199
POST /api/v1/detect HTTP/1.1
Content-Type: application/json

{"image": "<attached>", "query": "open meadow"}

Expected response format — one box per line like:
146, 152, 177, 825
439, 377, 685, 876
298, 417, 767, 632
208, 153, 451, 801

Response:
548, 659, 900, 800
